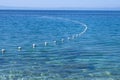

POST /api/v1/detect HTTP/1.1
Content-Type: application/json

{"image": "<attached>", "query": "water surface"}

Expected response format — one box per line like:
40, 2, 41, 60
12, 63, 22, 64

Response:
0, 10, 120, 80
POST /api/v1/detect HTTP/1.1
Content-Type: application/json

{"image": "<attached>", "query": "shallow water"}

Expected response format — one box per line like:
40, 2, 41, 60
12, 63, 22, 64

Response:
0, 10, 120, 80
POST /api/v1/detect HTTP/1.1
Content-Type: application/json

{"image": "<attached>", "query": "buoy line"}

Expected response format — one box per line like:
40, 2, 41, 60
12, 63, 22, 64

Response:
1, 16, 88, 54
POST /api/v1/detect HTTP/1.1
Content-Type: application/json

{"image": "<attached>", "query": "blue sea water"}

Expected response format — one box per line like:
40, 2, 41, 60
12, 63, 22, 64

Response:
0, 10, 120, 80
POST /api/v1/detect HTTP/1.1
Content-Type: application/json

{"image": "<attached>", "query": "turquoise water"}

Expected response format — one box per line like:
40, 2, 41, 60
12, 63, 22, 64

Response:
0, 10, 120, 80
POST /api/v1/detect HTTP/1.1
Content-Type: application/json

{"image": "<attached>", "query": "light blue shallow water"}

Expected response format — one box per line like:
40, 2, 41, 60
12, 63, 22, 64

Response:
0, 10, 120, 80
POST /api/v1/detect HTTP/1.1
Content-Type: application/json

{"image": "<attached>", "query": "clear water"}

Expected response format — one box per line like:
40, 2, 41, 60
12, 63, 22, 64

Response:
0, 10, 120, 80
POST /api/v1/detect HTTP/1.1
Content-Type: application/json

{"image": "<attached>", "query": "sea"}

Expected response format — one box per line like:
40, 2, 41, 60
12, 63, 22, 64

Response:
0, 10, 120, 80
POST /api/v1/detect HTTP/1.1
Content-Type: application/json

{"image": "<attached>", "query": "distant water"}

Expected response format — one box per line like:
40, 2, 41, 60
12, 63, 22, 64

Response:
0, 10, 120, 80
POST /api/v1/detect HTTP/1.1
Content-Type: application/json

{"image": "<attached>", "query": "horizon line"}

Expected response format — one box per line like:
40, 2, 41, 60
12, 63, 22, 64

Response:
0, 9, 120, 11
0, 5, 120, 11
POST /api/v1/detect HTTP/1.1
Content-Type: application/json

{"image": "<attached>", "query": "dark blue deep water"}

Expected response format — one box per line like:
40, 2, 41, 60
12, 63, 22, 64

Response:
0, 10, 120, 80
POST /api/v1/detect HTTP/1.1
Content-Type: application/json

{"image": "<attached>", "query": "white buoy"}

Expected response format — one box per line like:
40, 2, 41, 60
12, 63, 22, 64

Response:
1, 49, 5, 54
45, 42, 48, 46
76, 34, 79, 37
32, 44, 36, 48
67, 37, 70, 40
61, 38, 64, 42
105, 71, 111, 76
53, 41, 57, 44
88, 73, 94, 77
18, 47, 21, 51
